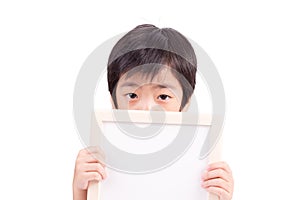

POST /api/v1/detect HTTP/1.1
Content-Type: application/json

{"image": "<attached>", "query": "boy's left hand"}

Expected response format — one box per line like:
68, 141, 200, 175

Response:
201, 161, 234, 200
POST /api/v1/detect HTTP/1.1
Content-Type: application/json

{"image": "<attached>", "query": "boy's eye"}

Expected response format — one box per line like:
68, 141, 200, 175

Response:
126, 93, 138, 99
158, 94, 171, 101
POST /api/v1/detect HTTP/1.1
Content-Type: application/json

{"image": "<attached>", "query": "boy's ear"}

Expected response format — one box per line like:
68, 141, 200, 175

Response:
181, 97, 191, 112
110, 96, 116, 109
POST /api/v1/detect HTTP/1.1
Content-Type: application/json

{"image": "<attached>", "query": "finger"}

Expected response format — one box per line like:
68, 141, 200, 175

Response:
83, 171, 103, 184
86, 148, 106, 164
77, 153, 99, 162
206, 186, 231, 200
85, 153, 106, 165
202, 178, 231, 194
85, 171, 103, 181
86, 146, 106, 157
84, 163, 108, 179
76, 153, 106, 169
75, 171, 103, 190
207, 161, 232, 174
77, 148, 106, 162
79, 147, 106, 159
202, 168, 231, 182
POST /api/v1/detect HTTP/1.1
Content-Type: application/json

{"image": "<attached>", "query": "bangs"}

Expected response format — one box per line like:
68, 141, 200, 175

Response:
108, 48, 196, 110
124, 63, 166, 82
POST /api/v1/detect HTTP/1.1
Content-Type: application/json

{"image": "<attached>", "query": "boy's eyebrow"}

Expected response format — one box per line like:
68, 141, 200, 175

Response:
120, 82, 176, 90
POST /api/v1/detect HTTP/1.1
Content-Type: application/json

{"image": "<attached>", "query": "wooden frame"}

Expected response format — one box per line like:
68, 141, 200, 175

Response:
87, 109, 221, 200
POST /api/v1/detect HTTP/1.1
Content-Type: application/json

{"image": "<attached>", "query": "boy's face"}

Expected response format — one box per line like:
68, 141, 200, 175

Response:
113, 67, 184, 111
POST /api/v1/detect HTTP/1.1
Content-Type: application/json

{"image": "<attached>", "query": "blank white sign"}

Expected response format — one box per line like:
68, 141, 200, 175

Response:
88, 110, 219, 200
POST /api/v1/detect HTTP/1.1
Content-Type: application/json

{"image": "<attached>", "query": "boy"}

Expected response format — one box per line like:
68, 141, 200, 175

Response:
73, 24, 234, 200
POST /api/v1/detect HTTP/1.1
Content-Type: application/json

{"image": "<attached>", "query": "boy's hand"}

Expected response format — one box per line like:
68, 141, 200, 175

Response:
73, 147, 107, 200
201, 161, 234, 200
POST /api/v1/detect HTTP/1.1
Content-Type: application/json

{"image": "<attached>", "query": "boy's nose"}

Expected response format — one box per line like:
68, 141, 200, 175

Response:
136, 98, 159, 111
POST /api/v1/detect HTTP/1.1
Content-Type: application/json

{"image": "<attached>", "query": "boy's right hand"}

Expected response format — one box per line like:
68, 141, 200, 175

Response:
73, 147, 107, 200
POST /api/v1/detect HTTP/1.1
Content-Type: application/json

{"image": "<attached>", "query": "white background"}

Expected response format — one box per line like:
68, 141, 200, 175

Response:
1, 1, 300, 199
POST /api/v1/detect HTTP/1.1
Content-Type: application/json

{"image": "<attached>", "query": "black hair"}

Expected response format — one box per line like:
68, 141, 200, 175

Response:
107, 24, 197, 110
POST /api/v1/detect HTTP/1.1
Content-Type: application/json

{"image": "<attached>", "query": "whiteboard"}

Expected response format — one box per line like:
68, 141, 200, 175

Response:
88, 110, 221, 200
